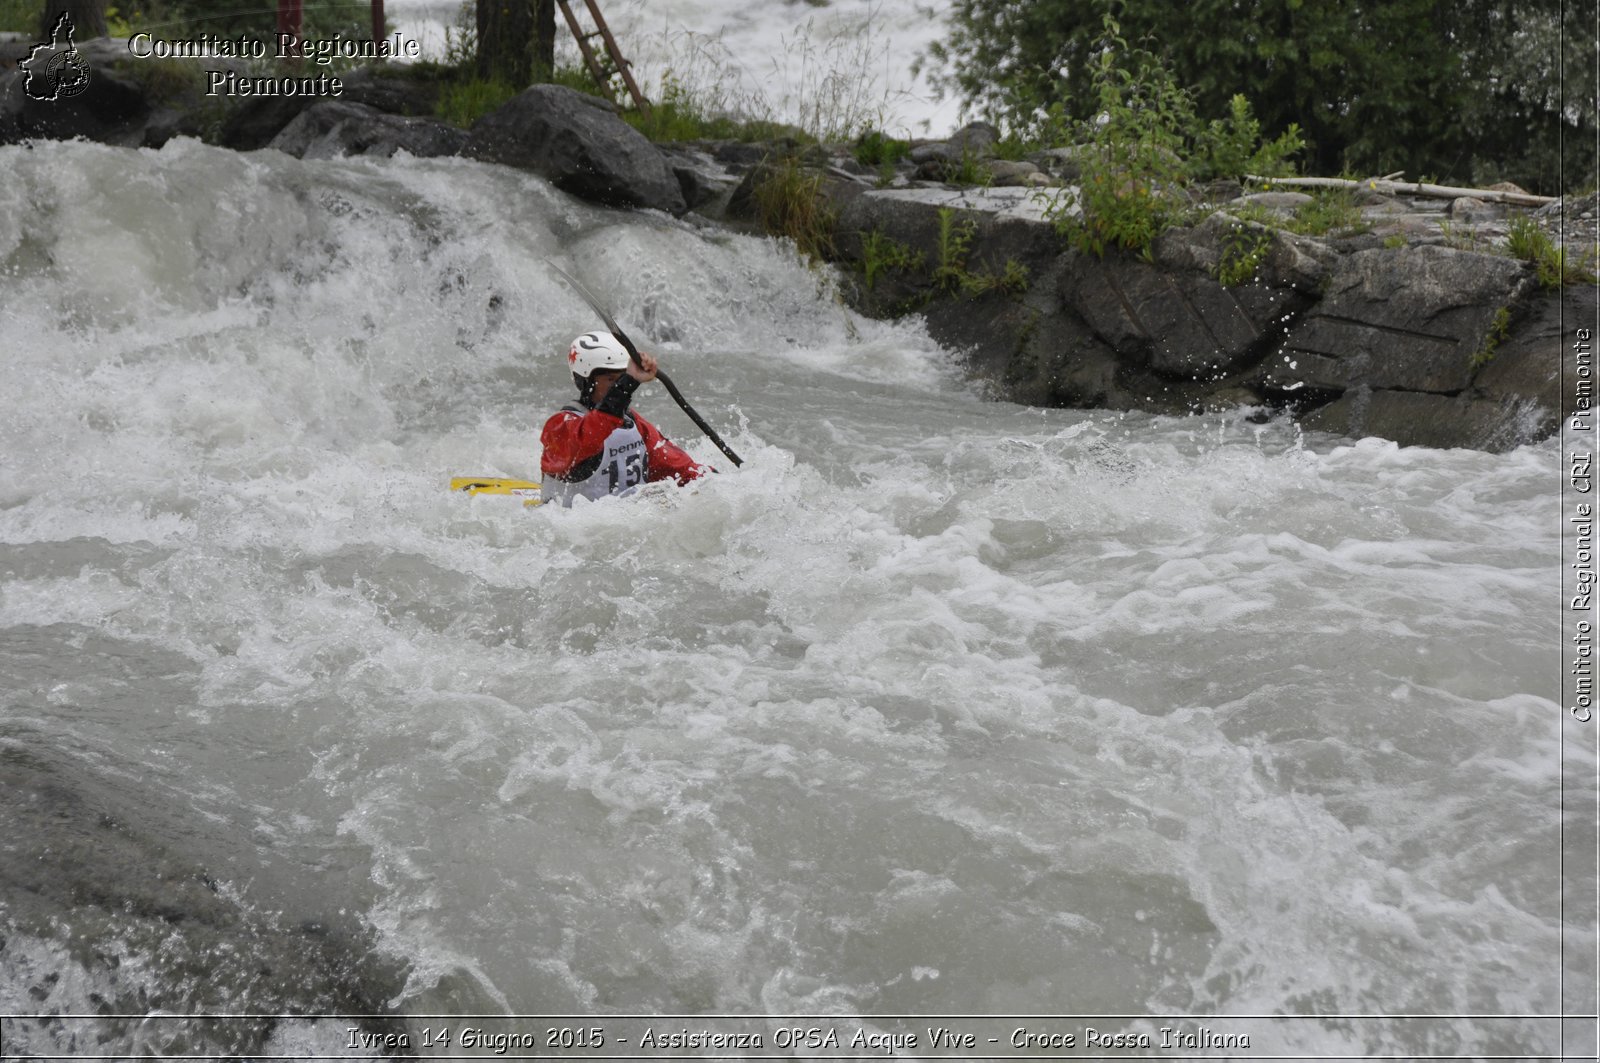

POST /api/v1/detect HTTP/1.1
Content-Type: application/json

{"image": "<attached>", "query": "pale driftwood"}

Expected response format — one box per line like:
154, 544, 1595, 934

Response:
1244, 174, 1558, 208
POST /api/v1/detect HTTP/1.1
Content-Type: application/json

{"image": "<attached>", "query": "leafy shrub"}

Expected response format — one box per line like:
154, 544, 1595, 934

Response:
1199, 95, 1303, 181
1216, 223, 1271, 287
861, 229, 923, 290
1047, 16, 1305, 258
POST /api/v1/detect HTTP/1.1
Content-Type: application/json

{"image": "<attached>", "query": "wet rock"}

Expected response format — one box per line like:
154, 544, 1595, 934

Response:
709, 140, 770, 168
0, 64, 148, 146
659, 145, 740, 213
1302, 389, 1535, 452
1266, 245, 1534, 395
338, 67, 443, 118
0, 735, 406, 1057
833, 189, 1060, 282
1447, 196, 1506, 224
269, 99, 466, 160
1362, 199, 1413, 217
1027, 146, 1082, 182
463, 84, 687, 215
946, 120, 999, 158
986, 159, 1040, 186
217, 92, 318, 150
0, 34, 258, 149
1059, 249, 1309, 378
1153, 213, 1336, 293
1474, 285, 1599, 426
909, 121, 999, 165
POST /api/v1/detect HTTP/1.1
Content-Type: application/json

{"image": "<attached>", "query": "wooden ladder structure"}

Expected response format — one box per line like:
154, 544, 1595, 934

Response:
555, 0, 650, 117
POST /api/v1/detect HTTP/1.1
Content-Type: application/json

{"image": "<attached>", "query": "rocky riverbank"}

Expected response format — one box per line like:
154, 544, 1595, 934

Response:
3, 37, 1593, 452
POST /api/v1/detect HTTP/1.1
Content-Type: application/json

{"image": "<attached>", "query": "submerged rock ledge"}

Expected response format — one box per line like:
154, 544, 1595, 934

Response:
2, 39, 1591, 451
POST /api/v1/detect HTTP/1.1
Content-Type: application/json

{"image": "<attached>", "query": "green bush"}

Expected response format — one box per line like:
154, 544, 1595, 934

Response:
1046, 16, 1304, 258
924, 0, 1595, 194
1215, 223, 1271, 287
1199, 95, 1303, 182
1028, 16, 1313, 258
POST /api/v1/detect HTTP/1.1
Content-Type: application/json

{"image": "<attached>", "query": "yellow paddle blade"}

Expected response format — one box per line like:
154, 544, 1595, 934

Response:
449, 476, 543, 506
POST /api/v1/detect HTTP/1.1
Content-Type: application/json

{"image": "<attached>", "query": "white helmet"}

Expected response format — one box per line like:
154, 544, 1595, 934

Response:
567, 331, 630, 376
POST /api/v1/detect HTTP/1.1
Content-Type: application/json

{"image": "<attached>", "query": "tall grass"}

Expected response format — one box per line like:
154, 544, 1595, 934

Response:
436, 77, 518, 129
1506, 215, 1598, 289
753, 154, 836, 262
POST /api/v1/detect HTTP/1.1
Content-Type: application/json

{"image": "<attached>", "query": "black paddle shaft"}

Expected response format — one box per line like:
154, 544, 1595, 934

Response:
549, 263, 744, 468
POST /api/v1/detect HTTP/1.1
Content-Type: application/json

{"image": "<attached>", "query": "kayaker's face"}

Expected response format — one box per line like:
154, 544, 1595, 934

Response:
589, 369, 623, 405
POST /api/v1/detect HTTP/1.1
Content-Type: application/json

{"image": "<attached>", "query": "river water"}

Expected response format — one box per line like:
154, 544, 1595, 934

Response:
383, 0, 965, 136
0, 140, 1589, 1058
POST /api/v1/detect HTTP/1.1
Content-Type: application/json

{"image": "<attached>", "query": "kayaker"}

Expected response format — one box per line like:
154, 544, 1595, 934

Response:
540, 332, 714, 506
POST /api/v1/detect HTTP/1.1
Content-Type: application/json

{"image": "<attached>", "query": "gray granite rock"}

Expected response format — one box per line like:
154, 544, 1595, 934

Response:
462, 84, 686, 215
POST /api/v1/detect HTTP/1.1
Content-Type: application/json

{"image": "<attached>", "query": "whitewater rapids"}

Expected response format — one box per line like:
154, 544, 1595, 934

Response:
0, 139, 1585, 1058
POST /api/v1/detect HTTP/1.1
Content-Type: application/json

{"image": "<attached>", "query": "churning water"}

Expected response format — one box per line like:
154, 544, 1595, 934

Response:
0, 140, 1588, 1058
384, 0, 965, 136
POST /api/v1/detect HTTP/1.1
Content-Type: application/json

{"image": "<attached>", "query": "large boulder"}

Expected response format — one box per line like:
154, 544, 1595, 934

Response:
1153, 212, 1336, 294
1302, 389, 1539, 452
0, 63, 149, 146
269, 99, 466, 160
0, 34, 253, 149
1, 735, 406, 1056
1058, 247, 1311, 379
833, 189, 1061, 277
909, 120, 999, 164
462, 84, 686, 215
218, 92, 318, 150
1473, 284, 1599, 429
217, 69, 438, 151
1265, 244, 1534, 395
657, 145, 741, 213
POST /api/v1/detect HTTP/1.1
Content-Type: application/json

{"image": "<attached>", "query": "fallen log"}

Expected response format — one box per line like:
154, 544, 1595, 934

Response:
1245, 174, 1558, 208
